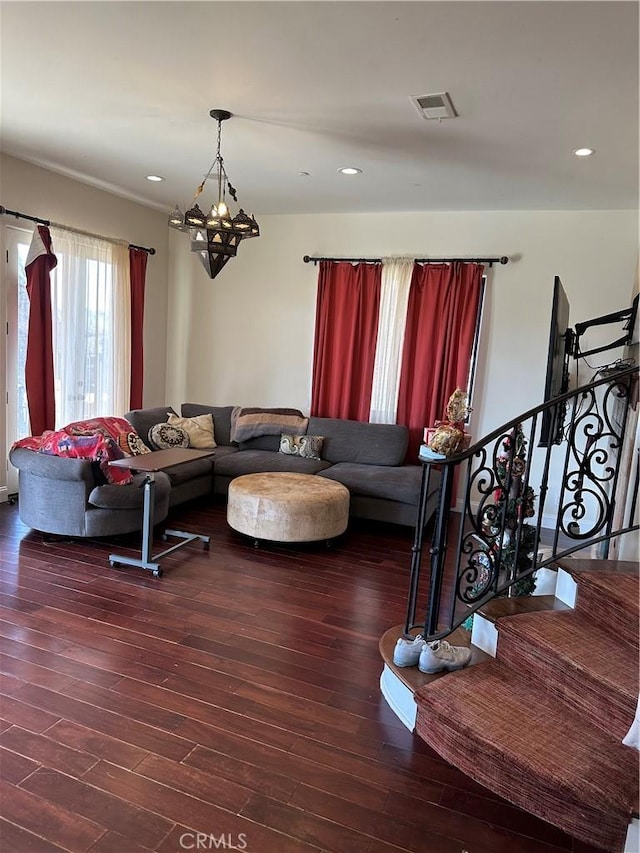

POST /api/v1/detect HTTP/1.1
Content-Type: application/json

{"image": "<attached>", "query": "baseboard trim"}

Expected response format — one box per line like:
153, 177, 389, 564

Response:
0, 486, 8, 504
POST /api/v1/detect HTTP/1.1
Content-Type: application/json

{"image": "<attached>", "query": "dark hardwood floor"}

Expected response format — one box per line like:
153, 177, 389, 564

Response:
0, 497, 603, 853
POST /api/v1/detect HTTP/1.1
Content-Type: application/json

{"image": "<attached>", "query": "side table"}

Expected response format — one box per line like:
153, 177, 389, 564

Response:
108, 447, 215, 577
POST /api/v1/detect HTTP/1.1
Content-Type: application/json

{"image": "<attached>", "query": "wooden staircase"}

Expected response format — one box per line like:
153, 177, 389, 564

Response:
381, 561, 639, 852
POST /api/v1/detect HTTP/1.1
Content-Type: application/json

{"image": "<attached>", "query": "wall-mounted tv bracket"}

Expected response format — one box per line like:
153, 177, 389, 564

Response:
572, 294, 638, 360
562, 328, 576, 380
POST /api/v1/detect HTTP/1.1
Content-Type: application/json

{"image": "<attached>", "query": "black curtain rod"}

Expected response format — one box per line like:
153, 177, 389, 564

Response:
303, 254, 509, 268
0, 206, 156, 255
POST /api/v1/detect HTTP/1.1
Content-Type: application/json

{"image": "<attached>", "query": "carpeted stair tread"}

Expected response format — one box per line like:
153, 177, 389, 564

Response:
573, 569, 640, 602
415, 660, 638, 851
414, 660, 638, 811
477, 594, 570, 623
496, 610, 638, 741
572, 571, 640, 648
557, 558, 640, 577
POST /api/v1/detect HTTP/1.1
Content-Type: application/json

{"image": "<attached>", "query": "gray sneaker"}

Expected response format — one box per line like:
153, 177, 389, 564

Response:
392, 635, 425, 667
418, 639, 472, 673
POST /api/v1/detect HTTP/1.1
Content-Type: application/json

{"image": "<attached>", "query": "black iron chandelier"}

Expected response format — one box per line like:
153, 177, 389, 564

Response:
168, 109, 260, 279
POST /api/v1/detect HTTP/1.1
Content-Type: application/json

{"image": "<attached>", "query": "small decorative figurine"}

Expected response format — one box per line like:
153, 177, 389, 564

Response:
444, 388, 471, 425
424, 388, 472, 459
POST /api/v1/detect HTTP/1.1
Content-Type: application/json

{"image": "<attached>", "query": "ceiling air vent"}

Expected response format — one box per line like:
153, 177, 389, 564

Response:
411, 92, 457, 120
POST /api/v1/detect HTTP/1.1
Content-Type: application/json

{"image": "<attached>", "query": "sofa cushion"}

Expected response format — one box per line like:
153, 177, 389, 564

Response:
163, 457, 214, 487
307, 417, 408, 465
318, 462, 423, 505
181, 404, 235, 446
125, 407, 177, 450
214, 449, 331, 478
88, 472, 171, 509
167, 413, 216, 448
238, 434, 282, 452
210, 445, 239, 461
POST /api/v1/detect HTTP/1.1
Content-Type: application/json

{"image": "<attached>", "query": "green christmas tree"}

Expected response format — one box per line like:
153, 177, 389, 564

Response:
463, 423, 536, 630
489, 423, 537, 597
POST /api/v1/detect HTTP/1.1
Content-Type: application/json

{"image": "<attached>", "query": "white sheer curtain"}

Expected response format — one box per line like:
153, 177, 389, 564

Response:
369, 258, 413, 423
49, 228, 131, 427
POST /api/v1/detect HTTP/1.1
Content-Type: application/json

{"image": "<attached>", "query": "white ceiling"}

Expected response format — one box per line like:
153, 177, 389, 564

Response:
1, 1, 638, 216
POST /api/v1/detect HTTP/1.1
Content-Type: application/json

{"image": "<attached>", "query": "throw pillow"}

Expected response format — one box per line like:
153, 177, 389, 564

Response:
148, 423, 190, 450
117, 431, 152, 457
167, 413, 216, 448
279, 434, 324, 460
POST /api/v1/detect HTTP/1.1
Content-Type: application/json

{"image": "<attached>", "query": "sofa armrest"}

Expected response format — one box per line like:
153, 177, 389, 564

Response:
9, 448, 97, 486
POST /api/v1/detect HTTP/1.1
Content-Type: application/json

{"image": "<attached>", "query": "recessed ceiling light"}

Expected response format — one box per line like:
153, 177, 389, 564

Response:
146, 174, 165, 182
338, 167, 362, 175
573, 148, 595, 157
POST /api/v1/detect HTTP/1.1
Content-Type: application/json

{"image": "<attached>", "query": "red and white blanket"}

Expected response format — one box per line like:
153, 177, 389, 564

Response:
12, 417, 138, 485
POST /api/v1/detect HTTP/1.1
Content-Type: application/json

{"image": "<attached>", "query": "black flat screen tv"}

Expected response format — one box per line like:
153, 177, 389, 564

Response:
539, 276, 572, 447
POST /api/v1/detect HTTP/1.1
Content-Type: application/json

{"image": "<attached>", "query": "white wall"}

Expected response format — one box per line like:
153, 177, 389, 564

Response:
0, 154, 169, 495
166, 209, 638, 446
2, 152, 637, 520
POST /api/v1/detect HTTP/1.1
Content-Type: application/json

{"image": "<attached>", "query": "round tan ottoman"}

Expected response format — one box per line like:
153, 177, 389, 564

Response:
227, 473, 349, 545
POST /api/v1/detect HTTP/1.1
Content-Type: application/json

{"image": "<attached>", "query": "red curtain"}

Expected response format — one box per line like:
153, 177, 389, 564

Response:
129, 248, 148, 410
397, 262, 484, 461
310, 261, 381, 421
25, 226, 57, 436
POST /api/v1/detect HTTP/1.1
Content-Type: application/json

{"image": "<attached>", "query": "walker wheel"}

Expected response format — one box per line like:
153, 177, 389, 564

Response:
152, 567, 163, 578
110, 561, 119, 568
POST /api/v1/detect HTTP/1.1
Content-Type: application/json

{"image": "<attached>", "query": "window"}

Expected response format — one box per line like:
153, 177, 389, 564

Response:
49, 228, 130, 426
311, 259, 486, 460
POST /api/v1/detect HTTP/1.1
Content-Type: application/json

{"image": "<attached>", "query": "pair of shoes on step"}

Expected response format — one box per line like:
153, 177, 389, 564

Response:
392, 634, 472, 673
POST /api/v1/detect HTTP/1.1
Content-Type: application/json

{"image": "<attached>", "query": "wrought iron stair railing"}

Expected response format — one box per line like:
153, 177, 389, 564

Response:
404, 365, 639, 642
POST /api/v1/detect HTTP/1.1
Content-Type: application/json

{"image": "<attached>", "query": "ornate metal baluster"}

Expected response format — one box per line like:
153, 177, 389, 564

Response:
425, 462, 456, 636
404, 463, 435, 635
403, 367, 639, 643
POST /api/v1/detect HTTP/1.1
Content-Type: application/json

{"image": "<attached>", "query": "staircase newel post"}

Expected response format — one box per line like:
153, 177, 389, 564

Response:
425, 461, 456, 637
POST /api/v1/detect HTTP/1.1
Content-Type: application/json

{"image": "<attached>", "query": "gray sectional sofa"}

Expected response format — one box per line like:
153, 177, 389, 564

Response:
9, 403, 439, 539
125, 403, 440, 528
